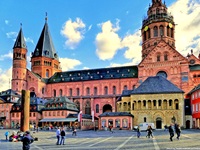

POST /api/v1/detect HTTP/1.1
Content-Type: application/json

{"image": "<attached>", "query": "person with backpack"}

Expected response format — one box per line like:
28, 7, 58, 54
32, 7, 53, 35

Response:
60, 127, 66, 145
21, 131, 34, 150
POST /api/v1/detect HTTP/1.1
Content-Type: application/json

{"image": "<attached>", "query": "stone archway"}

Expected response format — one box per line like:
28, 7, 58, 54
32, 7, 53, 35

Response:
156, 117, 162, 129
186, 120, 190, 129
103, 104, 112, 113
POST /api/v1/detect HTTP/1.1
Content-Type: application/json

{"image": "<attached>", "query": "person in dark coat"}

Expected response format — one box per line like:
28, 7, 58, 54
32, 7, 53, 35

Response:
176, 124, 181, 140
146, 126, 153, 138
168, 124, 174, 141
21, 131, 34, 150
136, 126, 141, 138
60, 127, 66, 145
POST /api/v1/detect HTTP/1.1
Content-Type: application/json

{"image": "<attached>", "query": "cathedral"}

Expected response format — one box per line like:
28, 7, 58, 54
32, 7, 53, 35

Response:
10, 0, 200, 129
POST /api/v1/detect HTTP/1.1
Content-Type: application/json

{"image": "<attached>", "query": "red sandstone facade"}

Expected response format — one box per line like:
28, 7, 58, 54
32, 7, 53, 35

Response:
8, 0, 200, 128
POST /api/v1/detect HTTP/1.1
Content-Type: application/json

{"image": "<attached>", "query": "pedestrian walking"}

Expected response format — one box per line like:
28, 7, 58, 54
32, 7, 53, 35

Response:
5, 131, 9, 140
176, 124, 181, 140
21, 131, 34, 150
110, 126, 114, 133
72, 126, 77, 136
168, 124, 174, 141
136, 126, 141, 138
146, 126, 153, 138
56, 127, 61, 145
60, 127, 66, 145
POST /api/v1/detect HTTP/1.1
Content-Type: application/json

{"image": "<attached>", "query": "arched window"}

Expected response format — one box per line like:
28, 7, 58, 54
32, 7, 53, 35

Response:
160, 25, 164, 36
53, 89, 56, 97
154, 26, 158, 37
124, 85, 127, 90
156, 8, 159, 14
164, 53, 168, 61
144, 117, 147, 122
171, 28, 174, 38
167, 26, 170, 36
148, 29, 151, 39
76, 101, 80, 111
42, 88, 45, 94
86, 87, 90, 95
76, 88, 80, 96
85, 101, 91, 115
157, 55, 160, 61
143, 100, 146, 107
69, 88, 72, 96
96, 104, 99, 113
94, 87, 98, 95
104, 86, 108, 95
59, 89, 62, 97
144, 31, 147, 41
113, 86, 116, 94
46, 69, 49, 78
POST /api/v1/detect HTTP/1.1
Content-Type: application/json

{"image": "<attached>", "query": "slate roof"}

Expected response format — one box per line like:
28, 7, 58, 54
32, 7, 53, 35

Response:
47, 65, 138, 83
13, 27, 27, 49
42, 96, 79, 112
67, 113, 98, 120
99, 112, 134, 117
31, 19, 59, 61
0, 89, 21, 103
131, 76, 184, 94
189, 64, 200, 71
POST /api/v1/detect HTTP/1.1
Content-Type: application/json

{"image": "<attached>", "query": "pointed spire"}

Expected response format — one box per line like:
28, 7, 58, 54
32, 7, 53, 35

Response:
13, 24, 27, 49
45, 12, 48, 23
32, 15, 59, 60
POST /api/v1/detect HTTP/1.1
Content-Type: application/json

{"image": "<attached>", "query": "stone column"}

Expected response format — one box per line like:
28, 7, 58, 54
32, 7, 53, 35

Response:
20, 90, 30, 132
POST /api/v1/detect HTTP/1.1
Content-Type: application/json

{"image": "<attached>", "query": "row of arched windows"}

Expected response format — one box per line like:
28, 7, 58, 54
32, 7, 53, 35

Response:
143, 25, 174, 41
52, 85, 134, 97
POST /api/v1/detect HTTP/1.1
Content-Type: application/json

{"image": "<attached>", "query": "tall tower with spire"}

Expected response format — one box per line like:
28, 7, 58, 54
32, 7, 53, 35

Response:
31, 14, 61, 78
12, 25, 27, 93
141, 0, 175, 59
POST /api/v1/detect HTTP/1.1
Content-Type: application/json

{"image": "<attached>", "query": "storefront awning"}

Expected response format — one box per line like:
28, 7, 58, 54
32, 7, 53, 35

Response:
39, 118, 77, 122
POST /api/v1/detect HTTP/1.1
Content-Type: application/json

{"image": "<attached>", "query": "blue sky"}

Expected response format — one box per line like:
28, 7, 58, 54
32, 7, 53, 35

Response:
0, 0, 200, 91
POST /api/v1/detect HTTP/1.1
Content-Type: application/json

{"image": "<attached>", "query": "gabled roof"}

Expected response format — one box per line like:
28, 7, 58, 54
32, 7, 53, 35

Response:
32, 19, 59, 61
131, 76, 184, 94
48, 65, 138, 83
138, 39, 188, 66
13, 27, 27, 49
99, 112, 134, 117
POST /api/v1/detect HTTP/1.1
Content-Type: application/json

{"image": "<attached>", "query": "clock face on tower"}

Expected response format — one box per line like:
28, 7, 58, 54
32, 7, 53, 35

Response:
190, 59, 195, 64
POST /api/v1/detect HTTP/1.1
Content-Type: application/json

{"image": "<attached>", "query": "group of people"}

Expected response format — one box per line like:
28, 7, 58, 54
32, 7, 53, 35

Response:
168, 123, 181, 141
56, 126, 77, 145
136, 125, 153, 138
4, 130, 34, 150
136, 123, 181, 141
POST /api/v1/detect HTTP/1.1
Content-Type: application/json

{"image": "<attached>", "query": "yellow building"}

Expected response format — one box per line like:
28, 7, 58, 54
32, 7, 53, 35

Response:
117, 76, 185, 129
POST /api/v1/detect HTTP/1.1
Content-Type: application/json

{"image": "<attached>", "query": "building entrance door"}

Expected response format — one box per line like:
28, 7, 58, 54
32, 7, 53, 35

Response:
186, 120, 190, 129
156, 117, 162, 129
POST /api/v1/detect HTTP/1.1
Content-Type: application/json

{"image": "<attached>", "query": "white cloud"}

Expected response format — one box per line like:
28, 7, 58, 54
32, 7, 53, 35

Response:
88, 25, 92, 31
0, 67, 12, 92
0, 51, 13, 61
168, 0, 200, 56
61, 18, 86, 49
121, 31, 142, 64
95, 20, 122, 60
59, 58, 82, 71
5, 20, 9, 25
6, 32, 17, 38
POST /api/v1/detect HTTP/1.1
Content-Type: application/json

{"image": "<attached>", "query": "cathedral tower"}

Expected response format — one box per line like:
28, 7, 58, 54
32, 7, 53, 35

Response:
12, 25, 27, 93
31, 15, 61, 78
141, 0, 175, 59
